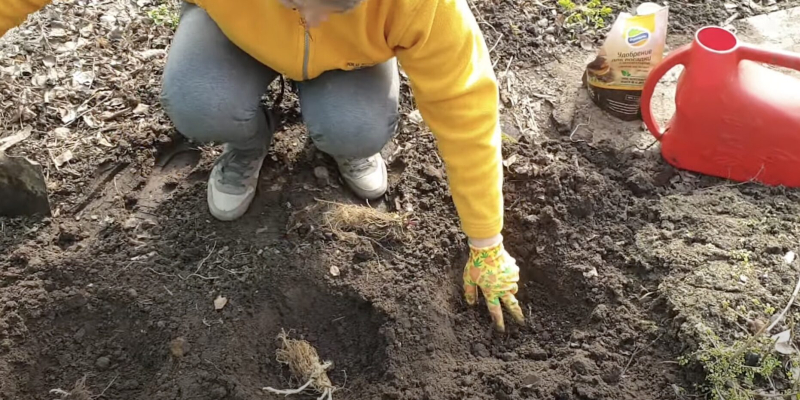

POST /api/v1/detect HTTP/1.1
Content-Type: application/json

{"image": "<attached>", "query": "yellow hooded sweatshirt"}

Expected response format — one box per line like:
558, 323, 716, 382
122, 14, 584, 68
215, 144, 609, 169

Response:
1, 0, 504, 239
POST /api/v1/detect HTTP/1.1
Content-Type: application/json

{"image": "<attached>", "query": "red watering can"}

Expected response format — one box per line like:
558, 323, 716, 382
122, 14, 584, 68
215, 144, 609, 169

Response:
641, 26, 800, 186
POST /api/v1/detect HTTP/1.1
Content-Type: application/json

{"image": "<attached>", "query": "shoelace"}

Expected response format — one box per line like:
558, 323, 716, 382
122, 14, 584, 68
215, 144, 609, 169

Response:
214, 148, 262, 188
342, 157, 375, 177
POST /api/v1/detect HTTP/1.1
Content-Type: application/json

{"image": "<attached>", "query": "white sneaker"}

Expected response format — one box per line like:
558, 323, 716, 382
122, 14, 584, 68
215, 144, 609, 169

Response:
335, 153, 388, 200
207, 145, 267, 221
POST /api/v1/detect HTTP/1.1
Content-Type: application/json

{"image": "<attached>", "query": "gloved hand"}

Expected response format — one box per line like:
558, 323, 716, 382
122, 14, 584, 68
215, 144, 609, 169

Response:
463, 236, 525, 332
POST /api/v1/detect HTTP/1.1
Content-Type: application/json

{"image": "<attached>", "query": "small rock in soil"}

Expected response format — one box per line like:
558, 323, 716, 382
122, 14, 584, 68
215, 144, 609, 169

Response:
123, 217, 138, 230
590, 304, 609, 321
500, 352, 518, 361
533, 349, 549, 360
214, 295, 228, 310
95, 356, 111, 370
472, 343, 490, 358
602, 365, 622, 384
626, 172, 654, 195
127, 288, 138, 298
745, 352, 761, 366
747, 318, 766, 334
570, 355, 595, 375
423, 165, 443, 180
119, 379, 141, 390
210, 386, 228, 398
313, 166, 329, 182
64, 292, 88, 310
521, 373, 540, 387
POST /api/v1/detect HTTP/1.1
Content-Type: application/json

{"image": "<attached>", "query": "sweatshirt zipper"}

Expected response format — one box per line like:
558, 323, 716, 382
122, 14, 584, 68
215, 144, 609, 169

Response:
303, 28, 310, 80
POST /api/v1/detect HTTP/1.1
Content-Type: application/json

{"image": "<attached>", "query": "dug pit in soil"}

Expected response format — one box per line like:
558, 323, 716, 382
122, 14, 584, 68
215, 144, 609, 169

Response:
1, 238, 388, 400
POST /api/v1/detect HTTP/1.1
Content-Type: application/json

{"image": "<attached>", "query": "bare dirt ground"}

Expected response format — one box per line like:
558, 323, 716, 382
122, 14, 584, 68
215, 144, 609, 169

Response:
3, 0, 800, 399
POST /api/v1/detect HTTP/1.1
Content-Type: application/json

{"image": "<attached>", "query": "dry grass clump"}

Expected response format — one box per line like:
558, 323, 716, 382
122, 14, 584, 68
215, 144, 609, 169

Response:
262, 330, 336, 400
320, 200, 409, 242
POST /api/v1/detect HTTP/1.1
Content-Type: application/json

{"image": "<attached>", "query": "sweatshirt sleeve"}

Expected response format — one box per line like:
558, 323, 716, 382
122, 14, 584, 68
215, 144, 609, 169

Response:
392, 0, 503, 239
0, 0, 51, 38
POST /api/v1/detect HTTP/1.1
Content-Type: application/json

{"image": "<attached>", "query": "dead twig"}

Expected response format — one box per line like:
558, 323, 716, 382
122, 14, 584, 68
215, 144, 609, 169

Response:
765, 268, 800, 333
93, 375, 118, 399
621, 333, 664, 378
696, 164, 765, 193
69, 162, 129, 215
179, 242, 219, 280
569, 123, 587, 141
728, 262, 800, 365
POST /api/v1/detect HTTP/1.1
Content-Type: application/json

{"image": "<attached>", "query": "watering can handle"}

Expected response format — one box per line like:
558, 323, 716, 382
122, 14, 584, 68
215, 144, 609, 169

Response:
737, 44, 800, 71
641, 45, 691, 141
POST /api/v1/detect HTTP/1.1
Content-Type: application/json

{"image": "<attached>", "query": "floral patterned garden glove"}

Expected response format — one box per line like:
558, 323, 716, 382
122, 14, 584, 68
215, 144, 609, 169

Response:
463, 239, 525, 332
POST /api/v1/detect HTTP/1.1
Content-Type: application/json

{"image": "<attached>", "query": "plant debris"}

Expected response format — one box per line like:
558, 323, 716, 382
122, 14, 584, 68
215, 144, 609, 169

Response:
49, 376, 93, 400
318, 200, 409, 242
262, 330, 336, 400
0, 126, 32, 152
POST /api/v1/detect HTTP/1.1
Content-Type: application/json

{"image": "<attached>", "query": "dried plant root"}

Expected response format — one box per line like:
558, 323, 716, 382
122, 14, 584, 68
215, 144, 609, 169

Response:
319, 200, 408, 242
262, 330, 336, 399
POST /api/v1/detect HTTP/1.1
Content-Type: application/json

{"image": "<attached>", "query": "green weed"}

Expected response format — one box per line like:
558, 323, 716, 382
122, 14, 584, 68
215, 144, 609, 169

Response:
558, 0, 613, 29
148, 3, 180, 30
501, 132, 518, 144
679, 324, 799, 400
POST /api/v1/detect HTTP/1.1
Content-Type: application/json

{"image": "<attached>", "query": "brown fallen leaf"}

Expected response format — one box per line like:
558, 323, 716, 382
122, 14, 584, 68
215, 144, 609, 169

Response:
0, 126, 33, 152
96, 133, 114, 147
53, 150, 74, 167
503, 154, 518, 168
407, 110, 425, 127
133, 103, 150, 115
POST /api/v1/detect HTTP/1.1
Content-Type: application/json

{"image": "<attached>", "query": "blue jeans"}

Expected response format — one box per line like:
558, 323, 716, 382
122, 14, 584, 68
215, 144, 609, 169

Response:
160, 3, 400, 158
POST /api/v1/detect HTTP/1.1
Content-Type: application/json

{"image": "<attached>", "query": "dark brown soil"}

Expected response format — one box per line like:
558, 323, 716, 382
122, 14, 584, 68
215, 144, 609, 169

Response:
1, 118, 686, 400
4, 1, 800, 400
